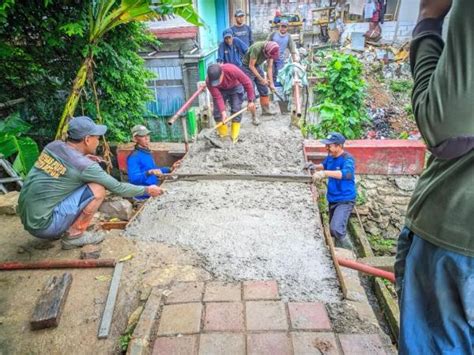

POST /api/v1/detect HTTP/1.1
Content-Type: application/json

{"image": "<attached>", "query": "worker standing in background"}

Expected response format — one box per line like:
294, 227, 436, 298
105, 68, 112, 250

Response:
394, 0, 474, 353
127, 125, 179, 200
267, 19, 298, 85
241, 41, 279, 116
307, 132, 356, 250
217, 29, 248, 69
231, 9, 253, 47
206, 63, 256, 143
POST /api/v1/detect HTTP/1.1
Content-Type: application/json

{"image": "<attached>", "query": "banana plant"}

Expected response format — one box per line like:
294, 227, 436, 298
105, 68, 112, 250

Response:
0, 112, 40, 177
55, 0, 200, 139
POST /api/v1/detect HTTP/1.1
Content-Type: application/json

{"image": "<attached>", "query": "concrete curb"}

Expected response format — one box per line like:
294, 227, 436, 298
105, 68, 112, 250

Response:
348, 218, 400, 341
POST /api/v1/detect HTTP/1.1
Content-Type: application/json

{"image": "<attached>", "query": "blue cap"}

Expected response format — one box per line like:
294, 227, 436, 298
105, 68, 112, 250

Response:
67, 116, 107, 140
280, 19, 289, 26
320, 132, 346, 145
234, 9, 245, 17
223, 29, 233, 39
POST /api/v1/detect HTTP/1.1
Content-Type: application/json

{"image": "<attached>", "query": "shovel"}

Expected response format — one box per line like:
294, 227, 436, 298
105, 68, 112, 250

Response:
271, 87, 290, 114
199, 106, 249, 148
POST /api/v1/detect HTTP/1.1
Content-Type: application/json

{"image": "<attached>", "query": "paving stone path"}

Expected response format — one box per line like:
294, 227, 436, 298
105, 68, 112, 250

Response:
151, 280, 386, 355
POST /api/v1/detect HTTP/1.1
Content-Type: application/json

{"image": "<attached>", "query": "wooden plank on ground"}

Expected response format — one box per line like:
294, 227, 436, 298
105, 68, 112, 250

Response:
30, 273, 73, 330
98, 262, 124, 339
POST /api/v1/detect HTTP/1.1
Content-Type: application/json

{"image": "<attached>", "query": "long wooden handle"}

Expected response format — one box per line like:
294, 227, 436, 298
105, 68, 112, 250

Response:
213, 107, 248, 130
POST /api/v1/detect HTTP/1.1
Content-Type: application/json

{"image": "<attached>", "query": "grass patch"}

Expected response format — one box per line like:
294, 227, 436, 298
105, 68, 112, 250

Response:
389, 79, 413, 93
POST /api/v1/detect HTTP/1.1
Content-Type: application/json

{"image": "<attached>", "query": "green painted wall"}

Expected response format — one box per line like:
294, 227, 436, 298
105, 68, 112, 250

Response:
198, 0, 218, 53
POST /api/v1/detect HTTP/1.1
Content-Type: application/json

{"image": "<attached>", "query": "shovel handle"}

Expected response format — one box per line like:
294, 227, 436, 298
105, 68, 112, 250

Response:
213, 107, 248, 130
271, 88, 285, 102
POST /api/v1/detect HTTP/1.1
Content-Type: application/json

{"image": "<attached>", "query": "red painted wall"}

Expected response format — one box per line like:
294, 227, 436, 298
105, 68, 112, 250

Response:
304, 139, 426, 175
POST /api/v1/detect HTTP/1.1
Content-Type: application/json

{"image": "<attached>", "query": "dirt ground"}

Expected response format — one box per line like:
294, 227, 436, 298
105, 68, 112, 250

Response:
0, 216, 211, 354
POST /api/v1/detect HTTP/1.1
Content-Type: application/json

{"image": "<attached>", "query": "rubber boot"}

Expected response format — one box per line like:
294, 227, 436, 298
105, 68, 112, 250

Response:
231, 122, 241, 143
260, 96, 276, 116
216, 123, 229, 138
251, 112, 260, 126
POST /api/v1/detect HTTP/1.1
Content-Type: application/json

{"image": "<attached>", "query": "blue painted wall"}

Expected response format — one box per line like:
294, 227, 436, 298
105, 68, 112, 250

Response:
215, 0, 230, 42
198, 0, 219, 53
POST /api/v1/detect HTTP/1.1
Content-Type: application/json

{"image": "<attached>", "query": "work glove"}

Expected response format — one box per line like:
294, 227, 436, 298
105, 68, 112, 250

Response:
303, 162, 316, 172
312, 171, 326, 184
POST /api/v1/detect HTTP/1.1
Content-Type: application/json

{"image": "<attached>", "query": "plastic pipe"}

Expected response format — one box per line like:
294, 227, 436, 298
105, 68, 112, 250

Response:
336, 257, 395, 284
0, 258, 116, 271
168, 84, 206, 126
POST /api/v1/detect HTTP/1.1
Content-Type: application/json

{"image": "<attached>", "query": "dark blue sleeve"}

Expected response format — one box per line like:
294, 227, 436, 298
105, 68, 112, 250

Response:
340, 156, 355, 180
217, 43, 225, 63
127, 154, 148, 185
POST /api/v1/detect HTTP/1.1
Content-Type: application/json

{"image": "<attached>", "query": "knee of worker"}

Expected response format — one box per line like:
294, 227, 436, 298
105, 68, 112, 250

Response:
257, 85, 269, 97
329, 219, 346, 240
87, 183, 106, 201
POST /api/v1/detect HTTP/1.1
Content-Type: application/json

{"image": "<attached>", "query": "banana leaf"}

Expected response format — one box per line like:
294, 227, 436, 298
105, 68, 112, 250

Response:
0, 134, 39, 177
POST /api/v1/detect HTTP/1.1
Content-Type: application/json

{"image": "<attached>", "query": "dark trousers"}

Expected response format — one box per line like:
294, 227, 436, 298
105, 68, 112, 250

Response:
328, 202, 354, 240
242, 65, 269, 97
273, 59, 284, 86
213, 85, 244, 123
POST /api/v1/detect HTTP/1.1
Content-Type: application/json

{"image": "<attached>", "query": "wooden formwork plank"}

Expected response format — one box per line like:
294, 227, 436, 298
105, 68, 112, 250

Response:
98, 262, 124, 339
31, 273, 73, 330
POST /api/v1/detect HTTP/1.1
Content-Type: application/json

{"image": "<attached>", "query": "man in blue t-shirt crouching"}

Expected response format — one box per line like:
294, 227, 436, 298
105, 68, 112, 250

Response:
308, 132, 356, 249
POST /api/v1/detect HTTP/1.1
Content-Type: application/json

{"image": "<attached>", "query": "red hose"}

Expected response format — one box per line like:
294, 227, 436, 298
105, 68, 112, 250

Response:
0, 258, 116, 271
336, 257, 395, 284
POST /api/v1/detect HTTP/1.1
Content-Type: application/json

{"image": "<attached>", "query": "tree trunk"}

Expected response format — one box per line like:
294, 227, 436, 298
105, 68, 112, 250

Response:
55, 56, 93, 140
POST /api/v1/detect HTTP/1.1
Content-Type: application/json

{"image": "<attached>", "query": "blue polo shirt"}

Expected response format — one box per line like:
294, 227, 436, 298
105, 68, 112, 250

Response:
322, 152, 356, 203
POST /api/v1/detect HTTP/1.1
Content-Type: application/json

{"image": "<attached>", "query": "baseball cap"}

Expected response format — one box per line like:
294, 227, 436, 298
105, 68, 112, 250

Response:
223, 29, 233, 39
320, 132, 346, 145
234, 9, 245, 17
280, 19, 289, 26
131, 125, 151, 137
67, 116, 107, 140
207, 64, 222, 87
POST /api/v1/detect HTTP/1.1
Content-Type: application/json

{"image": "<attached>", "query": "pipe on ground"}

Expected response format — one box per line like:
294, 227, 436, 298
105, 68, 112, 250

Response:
168, 84, 207, 126
0, 259, 116, 271
336, 257, 395, 284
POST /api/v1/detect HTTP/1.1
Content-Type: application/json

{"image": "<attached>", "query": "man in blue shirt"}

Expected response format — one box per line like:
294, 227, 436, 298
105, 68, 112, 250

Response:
217, 29, 248, 68
308, 132, 356, 249
127, 125, 178, 199
267, 19, 298, 85
231, 9, 253, 47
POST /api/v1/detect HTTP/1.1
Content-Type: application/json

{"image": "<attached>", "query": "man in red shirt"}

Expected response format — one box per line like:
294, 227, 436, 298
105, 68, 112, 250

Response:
206, 63, 257, 143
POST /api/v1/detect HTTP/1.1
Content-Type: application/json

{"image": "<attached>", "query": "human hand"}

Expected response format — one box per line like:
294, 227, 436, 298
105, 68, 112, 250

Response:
312, 170, 326, 183
259, 78, 269, 86
148, 169, 163, 177
171, 160, 181, 170
269, 84, 277, 92
418, 0, 452, 21
303, 162, 316, 172
221, 111, 228, 122
146, 185, 164, 197
247, 102, 257, 115
87, 154, 105, 163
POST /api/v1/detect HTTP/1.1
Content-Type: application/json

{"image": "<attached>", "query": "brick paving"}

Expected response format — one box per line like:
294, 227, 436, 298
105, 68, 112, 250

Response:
152, 280, 388, 355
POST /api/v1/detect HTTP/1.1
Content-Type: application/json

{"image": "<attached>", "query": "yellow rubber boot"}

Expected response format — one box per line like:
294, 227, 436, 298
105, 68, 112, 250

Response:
216, 123, 229, 138
231, 122, 241, 143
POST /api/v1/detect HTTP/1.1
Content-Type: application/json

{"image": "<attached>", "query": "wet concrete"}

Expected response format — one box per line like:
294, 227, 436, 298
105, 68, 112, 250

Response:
127, 112, 341, 303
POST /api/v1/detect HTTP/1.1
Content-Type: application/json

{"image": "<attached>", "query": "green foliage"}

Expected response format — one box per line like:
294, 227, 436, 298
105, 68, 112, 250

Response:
398, 131, 409, 140
119, 333, 132, 352
305, 51, 368, 140
389, 79, 412, 93
0, 112, 40, 176
1, 1, 200, 143
368, 235, 396, 256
